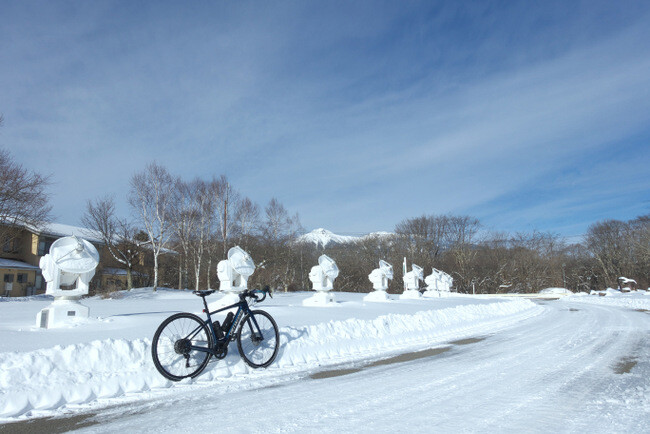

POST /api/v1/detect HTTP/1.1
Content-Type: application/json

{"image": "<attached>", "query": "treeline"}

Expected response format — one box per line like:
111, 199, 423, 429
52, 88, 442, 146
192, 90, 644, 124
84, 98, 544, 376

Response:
327, 214, 649, 294
84, 162, 303, 292
82, 163, 648, 294
3, 125, 645, 294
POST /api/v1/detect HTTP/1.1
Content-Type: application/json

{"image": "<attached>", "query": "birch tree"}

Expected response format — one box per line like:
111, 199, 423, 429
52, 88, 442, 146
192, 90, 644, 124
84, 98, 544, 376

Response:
169, 180, 198, 289
235, 196, 260, 248
213, 175, 239, 257
129, 163, 175, 291
185, 179, 216, 290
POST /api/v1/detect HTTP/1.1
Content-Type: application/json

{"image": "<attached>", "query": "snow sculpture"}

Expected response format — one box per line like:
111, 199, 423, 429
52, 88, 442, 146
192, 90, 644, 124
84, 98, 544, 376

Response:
303, 254, 339, 306
364, 260, 393, 302
35, 236, 99, 328
442, 273, 453, 292
423, 268, 453, 298
217, 246, 255, 293
400, 261, 423, 299
214, 246, 255, 308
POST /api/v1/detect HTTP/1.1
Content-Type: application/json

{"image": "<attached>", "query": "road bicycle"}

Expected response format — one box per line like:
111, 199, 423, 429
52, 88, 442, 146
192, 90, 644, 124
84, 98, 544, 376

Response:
151, 287, 280, 381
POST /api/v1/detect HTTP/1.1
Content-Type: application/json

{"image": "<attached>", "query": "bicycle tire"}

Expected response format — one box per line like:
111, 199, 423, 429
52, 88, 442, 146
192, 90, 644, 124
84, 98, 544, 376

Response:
237, 310, 280, 368
152, 312, 213, 381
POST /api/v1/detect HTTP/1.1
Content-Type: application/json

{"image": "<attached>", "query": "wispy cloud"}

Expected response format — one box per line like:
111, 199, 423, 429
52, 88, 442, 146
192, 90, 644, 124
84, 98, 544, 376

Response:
1, 1, 648, 236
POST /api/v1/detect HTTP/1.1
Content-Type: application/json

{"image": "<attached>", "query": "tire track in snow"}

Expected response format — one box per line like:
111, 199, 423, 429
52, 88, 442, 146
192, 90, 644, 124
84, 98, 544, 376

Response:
244, 302, 649, 433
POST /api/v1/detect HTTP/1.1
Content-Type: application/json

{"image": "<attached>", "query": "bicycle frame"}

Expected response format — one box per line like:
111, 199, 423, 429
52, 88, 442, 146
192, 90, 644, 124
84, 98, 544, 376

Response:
189, 296, 264, 356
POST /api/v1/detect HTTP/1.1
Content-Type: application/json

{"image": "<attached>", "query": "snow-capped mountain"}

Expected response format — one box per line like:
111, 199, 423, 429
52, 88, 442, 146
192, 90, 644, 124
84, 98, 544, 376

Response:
297, 228, 358, 247
297, 228, 394, 247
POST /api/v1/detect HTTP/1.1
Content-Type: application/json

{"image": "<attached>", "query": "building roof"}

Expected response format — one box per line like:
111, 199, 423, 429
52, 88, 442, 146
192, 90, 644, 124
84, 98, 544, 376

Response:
0, 258, 40, 270
29, 222, 104, 244
1, 218, 104, 244
3, 219, 177, 255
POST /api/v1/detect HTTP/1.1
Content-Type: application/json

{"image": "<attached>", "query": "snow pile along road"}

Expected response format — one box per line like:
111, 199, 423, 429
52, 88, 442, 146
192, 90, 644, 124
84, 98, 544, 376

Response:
565, 291, 650, 310
0, 298, 540, 418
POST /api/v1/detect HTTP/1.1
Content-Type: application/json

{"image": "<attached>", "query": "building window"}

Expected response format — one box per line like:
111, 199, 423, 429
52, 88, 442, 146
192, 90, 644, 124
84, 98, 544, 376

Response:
2, 237, 20, 253
17, 273, 28, 283
37, 237, 54, 256
35, 274, 43, 290
3, 274, 14, 283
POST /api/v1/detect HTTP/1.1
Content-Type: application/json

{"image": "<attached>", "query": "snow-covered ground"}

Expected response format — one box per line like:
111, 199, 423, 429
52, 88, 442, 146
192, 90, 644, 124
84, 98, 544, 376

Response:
0, 289, 648, 432
566, 289, 650, 310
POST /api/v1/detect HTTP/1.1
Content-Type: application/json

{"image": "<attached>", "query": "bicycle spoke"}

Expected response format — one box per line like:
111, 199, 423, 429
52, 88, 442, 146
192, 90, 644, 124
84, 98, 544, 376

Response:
237, 311, 279, 368
152, 313, 213, 381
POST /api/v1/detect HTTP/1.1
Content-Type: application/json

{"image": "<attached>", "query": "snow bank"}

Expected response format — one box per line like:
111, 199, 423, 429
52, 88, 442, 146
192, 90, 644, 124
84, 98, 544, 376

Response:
540, 287, 572, 295
564, 291, 650, 310
0, 299, 539, 419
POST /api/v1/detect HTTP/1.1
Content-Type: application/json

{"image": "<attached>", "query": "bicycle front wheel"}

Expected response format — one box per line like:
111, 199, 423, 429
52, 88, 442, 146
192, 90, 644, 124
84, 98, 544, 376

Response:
152, 312, 213, 381
237, 310, 280, 368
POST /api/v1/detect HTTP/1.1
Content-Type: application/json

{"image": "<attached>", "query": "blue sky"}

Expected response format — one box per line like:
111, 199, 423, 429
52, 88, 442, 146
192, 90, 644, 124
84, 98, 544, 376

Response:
1, 0, 649, 238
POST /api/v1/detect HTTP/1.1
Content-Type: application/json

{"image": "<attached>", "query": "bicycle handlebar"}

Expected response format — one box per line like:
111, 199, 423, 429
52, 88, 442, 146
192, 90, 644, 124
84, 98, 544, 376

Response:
241, 286, 272, 303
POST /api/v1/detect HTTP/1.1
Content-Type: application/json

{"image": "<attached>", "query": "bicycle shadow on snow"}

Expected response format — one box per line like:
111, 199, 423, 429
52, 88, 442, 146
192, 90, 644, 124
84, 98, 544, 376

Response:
108, 310, 185, 318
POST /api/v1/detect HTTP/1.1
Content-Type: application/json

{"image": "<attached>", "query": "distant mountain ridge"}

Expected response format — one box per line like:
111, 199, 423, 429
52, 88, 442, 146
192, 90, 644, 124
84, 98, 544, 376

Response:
297, 228, 394, 247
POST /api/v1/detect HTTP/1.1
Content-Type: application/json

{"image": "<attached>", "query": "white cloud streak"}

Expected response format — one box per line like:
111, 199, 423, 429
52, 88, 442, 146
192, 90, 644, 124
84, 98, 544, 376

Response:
1, 2, 648, 235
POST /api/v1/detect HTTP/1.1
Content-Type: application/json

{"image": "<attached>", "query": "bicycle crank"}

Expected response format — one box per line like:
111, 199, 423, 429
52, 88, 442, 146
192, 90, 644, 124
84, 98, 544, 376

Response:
214, 343, 228, 359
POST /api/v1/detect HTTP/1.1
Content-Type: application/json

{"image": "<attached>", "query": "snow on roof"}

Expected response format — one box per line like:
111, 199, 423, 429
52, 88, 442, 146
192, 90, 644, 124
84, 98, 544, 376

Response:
618, 277, 637, 284
6, 220, 105, 244
36, 222, 104, 244
0, 258, 40, 270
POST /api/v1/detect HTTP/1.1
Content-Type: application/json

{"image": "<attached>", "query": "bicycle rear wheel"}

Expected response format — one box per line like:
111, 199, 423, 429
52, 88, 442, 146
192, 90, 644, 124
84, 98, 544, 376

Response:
237, 310, 280, 368
152, 312, 213, 381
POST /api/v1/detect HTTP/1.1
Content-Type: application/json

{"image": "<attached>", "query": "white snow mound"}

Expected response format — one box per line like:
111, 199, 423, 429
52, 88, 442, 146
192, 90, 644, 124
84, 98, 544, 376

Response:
0, 299, 539, 418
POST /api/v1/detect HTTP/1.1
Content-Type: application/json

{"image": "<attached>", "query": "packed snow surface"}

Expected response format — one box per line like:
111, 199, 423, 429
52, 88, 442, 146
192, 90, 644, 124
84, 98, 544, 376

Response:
540, 287, 573, 295
566, 289, 650, 310
0, 290, 539, 419
0, 289, 648, 432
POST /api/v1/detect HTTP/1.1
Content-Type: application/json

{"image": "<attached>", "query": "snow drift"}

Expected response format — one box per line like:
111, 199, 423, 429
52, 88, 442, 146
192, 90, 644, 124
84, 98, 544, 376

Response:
0, 298, 539, 418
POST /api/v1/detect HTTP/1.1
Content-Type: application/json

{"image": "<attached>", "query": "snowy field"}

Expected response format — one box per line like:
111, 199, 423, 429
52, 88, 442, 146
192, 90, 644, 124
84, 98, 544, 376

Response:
0, 289, 648, 432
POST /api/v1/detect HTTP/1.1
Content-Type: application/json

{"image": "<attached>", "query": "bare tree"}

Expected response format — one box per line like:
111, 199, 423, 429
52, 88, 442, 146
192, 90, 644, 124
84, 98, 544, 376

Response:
395, 214, 450, 260
263, 198, 301, 244
0, 148, 51, 245
628, 215, 650, 284
586, 215, 650, 288
446, 215, 481, 247
82, 196, 140, 290
129, 163, 176, 291
188, 179, 216, 290
259, 198, 303, 290
234, 196, 260, 248
169, 180, 198, 289
213, 175, 239, 257
586, 219, 629, 287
